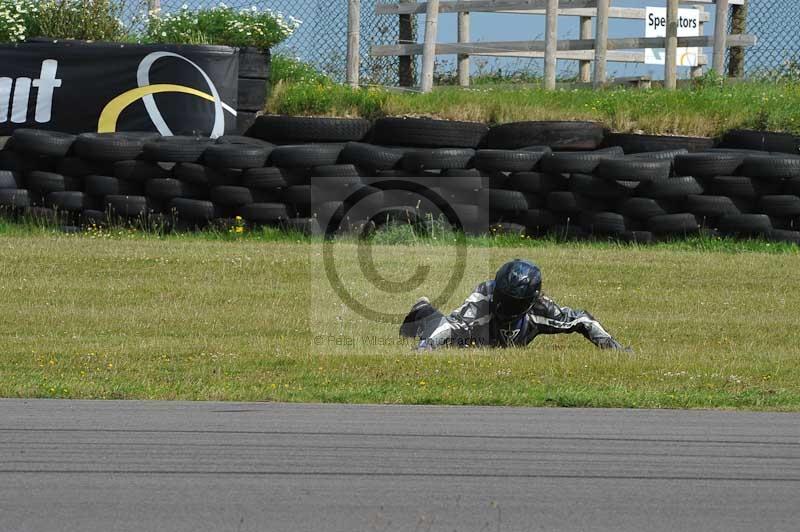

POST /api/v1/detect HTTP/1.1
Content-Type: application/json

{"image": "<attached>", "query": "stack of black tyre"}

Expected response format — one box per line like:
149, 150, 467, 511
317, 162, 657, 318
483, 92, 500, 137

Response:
0, 129, 284, 231
0, 116, 798, 244
534, 148, 800, 244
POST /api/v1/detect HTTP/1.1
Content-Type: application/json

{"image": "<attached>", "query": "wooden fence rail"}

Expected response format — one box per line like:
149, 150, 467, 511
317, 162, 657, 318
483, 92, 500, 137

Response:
362, 0, 754, 92
371, 34, 756, 57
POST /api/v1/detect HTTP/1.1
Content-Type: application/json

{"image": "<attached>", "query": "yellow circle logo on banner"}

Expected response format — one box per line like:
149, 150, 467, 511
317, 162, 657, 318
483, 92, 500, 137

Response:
98, 51, 236, 137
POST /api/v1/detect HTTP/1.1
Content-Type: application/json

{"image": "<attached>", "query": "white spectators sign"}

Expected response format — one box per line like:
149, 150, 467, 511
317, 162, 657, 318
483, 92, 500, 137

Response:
645, 7, 701, 67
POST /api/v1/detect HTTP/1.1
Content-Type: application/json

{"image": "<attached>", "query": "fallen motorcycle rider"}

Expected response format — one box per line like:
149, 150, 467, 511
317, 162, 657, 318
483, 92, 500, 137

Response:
400, 259, 629, 351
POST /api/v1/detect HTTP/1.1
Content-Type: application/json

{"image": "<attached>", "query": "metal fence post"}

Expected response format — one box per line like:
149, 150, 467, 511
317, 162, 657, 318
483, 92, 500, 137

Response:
398, 0, 415, 87
728, 0, 748, 78
665, 0, 678, 89
457, 12, 470, 87
713, 0, 730, 75
346, 0, 361, 88
593, 0, 609, 88
420, 0, 441, 93
544, 0, 559, 90
147, 0, 160, 12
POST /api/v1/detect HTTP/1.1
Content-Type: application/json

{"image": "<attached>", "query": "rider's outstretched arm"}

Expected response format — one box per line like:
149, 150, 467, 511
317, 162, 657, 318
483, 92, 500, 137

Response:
530, 296, 625, 350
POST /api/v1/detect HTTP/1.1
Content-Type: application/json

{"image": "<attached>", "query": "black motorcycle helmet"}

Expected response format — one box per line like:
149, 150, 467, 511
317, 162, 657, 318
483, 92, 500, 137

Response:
492, 259, 542, 322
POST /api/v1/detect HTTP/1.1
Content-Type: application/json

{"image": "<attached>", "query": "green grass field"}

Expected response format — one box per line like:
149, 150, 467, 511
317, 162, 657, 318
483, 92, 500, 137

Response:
266, 77, 800, 138
1, 222, 798, 410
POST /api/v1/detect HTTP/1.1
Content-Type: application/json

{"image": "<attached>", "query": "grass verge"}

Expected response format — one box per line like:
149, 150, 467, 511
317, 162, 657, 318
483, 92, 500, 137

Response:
266, 78, 800, 138
0, 221, 798, 410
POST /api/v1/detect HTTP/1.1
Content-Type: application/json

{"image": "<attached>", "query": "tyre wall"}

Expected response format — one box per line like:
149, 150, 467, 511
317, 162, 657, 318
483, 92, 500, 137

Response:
235, 48, 271, 135
0, 118, 798, 244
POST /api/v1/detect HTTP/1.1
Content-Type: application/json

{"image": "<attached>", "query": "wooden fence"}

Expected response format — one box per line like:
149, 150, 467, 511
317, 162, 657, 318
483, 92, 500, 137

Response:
348, 0, 755, 91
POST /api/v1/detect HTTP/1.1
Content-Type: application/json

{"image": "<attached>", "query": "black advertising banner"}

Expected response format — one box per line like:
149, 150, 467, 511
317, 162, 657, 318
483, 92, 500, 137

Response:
0, 41, 238, 136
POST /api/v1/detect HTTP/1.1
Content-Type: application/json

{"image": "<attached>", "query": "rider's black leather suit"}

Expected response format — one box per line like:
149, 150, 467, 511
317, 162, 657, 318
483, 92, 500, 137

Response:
401, 280, 624, 350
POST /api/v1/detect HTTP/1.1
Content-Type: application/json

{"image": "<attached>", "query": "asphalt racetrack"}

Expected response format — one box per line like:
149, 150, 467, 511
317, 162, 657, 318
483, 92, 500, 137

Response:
1, 400, 798, 532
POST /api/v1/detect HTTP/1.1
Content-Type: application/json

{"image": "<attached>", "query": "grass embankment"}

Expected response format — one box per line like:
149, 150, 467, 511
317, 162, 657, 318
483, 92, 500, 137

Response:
266, 78, 800, 138
0, 222, 798, 410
